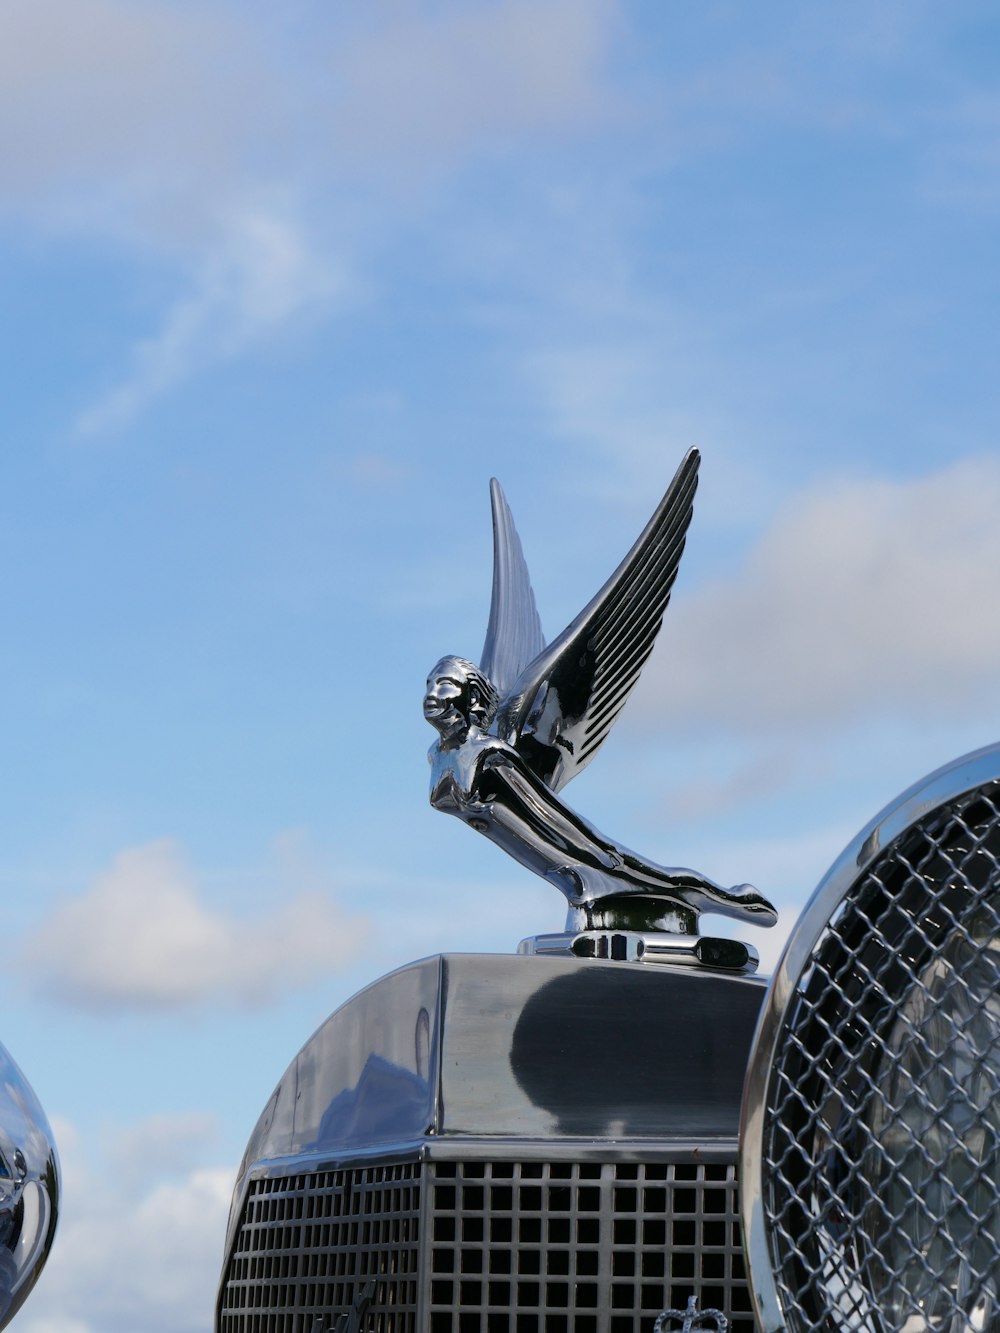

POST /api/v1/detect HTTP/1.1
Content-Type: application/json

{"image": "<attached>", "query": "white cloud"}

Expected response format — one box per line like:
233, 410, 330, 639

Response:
0, 0, 274, 228
522, 326, 795, 538
20, 1114, 232, 1333
527, 337, 726, 494
0, 0, 618, 429
76, 208, 352, 434
332, 0, 615, 172
658, 746, 816, 823
639, 455, 1000, 734
104, 1110, 219, 1191
21, 839, 371, 1012
0, 0, 336, 429
0, 0, 616, 221
19, 1320, 92, 1333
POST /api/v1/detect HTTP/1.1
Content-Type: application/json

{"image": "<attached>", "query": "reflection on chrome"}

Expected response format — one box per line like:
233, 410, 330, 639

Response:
863, 901, 1000, 1333
740, 745, 1000, 1333
0, 1041, 59, 1328
812, 1221, 878, 1333
423, 451, 777, 958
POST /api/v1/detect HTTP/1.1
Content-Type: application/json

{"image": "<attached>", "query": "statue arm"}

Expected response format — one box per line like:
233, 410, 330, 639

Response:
469, 741, 775, 922
480, 749, 622, 872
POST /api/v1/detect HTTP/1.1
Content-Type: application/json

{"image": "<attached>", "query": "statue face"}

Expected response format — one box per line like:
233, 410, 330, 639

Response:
423, 662, 471, 741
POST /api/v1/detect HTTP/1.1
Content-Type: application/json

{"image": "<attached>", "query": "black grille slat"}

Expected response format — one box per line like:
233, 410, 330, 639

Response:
220, 1162, 420, 1332
425, 1159, 752, 1333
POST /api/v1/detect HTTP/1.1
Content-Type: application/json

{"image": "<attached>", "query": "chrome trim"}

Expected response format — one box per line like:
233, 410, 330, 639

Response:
0, 1040, 59, 1328
740, 741, 1000, 1333
237, 1135, 743, 1178
220, 951, 765, 1328
520, 929, 760, 972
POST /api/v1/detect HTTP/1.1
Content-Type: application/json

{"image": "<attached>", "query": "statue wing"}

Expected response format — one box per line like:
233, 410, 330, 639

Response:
480, 478, 546, 697
494, 448, 699, 793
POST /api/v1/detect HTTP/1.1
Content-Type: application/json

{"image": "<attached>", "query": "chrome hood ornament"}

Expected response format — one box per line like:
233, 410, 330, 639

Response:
423, 449, 776, 963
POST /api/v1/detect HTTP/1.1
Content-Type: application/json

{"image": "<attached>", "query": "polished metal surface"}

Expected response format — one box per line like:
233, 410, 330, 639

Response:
219, 1153, 752, 1333
229, 954, 764, 1182
0, 1041, 59, 1328
740, 742, 1000, 1333
520, 928, 760, 972
423, 450, 777, 940
218, 952, 765, 1331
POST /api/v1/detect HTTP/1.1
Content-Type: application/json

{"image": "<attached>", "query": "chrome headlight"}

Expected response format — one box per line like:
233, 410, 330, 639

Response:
741, 744, 1000, 1333
0, 1041, 59, 1328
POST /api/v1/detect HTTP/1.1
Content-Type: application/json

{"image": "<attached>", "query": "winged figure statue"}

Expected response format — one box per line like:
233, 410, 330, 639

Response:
423, 449, 776, 935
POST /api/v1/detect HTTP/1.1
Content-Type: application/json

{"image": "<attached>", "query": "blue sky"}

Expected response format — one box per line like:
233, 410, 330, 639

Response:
6, 1, 1000, 1328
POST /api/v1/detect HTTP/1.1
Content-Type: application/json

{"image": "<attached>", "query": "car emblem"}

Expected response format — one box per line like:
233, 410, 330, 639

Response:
313, 1278, 376, 1333
654, 1294, 729, 1333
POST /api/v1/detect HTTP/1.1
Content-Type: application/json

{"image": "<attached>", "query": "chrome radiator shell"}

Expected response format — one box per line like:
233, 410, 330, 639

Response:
218, 953, 765, 1332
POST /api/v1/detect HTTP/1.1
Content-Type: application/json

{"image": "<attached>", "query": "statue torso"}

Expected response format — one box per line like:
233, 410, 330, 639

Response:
428, 731, 507, 820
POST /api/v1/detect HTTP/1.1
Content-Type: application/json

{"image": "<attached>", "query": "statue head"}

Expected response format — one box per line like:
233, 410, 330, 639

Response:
423, 656, 498, 741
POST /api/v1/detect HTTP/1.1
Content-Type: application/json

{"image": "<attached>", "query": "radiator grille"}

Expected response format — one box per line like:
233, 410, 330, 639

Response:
426, 1159, 752, 1333
219, 1156, 752, 1332
218, 1161, 420, 1332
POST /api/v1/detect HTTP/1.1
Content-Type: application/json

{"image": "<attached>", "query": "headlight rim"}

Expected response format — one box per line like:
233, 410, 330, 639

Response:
739, 740, 1000, 1333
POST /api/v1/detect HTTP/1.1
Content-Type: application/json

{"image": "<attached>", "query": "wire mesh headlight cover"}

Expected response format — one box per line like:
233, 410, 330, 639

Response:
740, 744, 1000, 1333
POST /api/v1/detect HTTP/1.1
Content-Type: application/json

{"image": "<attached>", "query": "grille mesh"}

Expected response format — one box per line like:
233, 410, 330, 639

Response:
425, 1159, 752, 1333
760, 781, 1000, 1333
219, 1156, 752, 1332
219, 1161, 420, 1332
